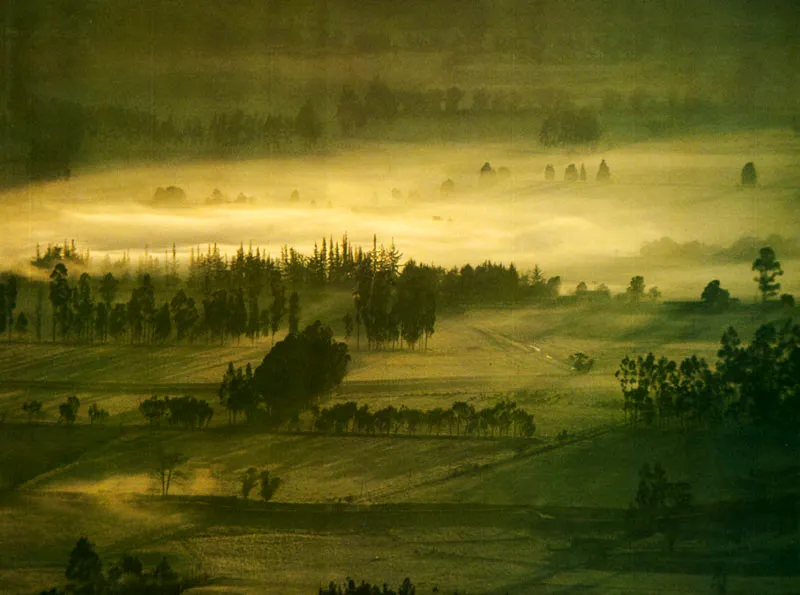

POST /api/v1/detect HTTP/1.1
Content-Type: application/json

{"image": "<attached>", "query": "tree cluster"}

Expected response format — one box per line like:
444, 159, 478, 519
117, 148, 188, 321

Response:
320, 577, 416, 595
58, 396, 81, 425
617, 320, 800, 429
241, 467, 281, 502
39, 536, 192, 595
139, 396, 213, 429
219, 321, 350, 427
353, 243, 438, 351
312, 400, 535, 438
539, 108, 601, 147
628, 463, 693, 551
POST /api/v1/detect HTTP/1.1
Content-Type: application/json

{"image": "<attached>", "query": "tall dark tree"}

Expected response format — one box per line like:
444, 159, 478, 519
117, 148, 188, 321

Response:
269, 280, 286, 344
741, 162, 757, 186
49, 263, 72, 341
98, 272, 119, 306
294, 100, 323, 145
752, 246, 783, 302
288, 291, 300, 336
153, 303, 171, 343
170, 290, 199, 343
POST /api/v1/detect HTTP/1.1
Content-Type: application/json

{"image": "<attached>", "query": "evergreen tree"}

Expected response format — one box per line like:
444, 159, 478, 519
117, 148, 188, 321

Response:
752, 246, 783, 302
288, 291, 300, 335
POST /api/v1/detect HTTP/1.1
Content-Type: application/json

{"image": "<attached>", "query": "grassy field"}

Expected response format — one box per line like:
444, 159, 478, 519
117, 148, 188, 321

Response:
0, 296, 798, 593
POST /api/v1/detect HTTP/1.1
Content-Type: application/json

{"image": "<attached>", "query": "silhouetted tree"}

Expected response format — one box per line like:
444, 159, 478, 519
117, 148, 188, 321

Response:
269, 280, 286, 343
259, 470, 281, 501
288, 291, 301, 335
241, 467, 259, 499
65, 536, 103, 585
170, 290, 199, 343
752, 247, 783, 302
14, 311, 28, 337
253, 321, 349, 425
627, 276, 646, 304
87, 404, 109, 424
596, 159, 611, 181
153, 303, 171, 343
564, 163, 578, 181
701, 280, 730, 312
569, 352, 594, 373
58, 395, 80, 425
295, 100, 323, 145
342, 311, 354, 338
22, 399, 43, 424
741, 162, 757, 186
49, 263, 72, 341
155, 451, 187, 497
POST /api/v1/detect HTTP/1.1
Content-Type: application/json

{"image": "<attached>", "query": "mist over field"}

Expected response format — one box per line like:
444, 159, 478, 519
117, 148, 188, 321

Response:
3, 1, 800, 594
2, 130, 799, 298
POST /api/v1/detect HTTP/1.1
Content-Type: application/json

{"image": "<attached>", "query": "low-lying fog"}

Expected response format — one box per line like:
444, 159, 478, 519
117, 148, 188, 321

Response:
2, 130, 799, 299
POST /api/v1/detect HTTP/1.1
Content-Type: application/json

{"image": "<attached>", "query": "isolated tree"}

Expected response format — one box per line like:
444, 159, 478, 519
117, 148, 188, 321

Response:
22, 399, 43, 424
627, 276, 646, 304
741, 162, 757, 186
288, 291, 301, 335
241, 467, 260, 500
596, 159, 611, 181
440, 178, 455, 196
569, 352, 594, 374
544, 164, 555, 180
156, 451, 187, 497
701, 280, 730, 312
752, 247, 783, 302
58, 395, 80, 425
259, 470, 281, 501
579, 163, 587, 181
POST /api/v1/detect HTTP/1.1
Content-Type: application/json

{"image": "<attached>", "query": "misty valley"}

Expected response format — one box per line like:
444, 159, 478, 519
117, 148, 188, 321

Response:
2, 0, 800, 593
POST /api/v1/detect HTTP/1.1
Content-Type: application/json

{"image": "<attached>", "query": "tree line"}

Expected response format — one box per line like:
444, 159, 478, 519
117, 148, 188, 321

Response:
616, 319, 800, 430
310, 400, 536, 438
16, 234, 564, 347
